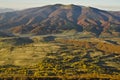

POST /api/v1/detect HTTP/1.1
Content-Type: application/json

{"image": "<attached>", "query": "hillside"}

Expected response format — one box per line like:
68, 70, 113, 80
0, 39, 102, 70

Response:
0, 31, 14, 37
0, 4, 120, 37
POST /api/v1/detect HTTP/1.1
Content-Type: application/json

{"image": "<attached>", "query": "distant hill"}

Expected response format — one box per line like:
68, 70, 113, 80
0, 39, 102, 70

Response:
0, 4, 120, 37
0, 31, 14, 37
110, 11, 120, 17
0, 8, 14, 13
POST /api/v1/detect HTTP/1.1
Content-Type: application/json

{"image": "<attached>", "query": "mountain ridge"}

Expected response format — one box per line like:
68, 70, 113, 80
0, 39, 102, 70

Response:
0, 4, 120, 37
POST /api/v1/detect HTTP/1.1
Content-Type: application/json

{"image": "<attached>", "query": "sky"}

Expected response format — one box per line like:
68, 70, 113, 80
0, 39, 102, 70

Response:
0, 0, 120, 11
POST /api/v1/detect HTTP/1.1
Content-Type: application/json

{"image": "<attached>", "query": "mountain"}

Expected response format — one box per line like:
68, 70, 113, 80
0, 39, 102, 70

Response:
0, 8, 14, 13
0, 4, 120, 36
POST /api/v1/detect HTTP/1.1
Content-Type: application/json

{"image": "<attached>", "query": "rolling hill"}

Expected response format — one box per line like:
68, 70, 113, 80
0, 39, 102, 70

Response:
0, 4, 120, 37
